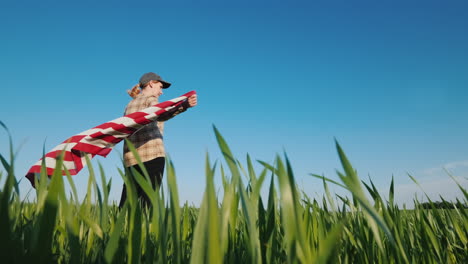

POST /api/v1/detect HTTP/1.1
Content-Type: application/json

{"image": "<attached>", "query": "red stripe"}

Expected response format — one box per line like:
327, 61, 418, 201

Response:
45, 150, 76, 161
28, 165, 50, 174
154, 101, 177, 108
62, 135, 87, 143
184, 90, 196, 97
125, 112, 154, 125
96, 148, 112, 157
88, 131, 122, 143
155, 100, 184, 115
94, 122, 137, 134
72, 143, 112, 157
156, 109, 168, 115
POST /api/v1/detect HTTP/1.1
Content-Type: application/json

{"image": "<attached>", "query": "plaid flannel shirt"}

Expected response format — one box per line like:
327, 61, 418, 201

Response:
123, 94, 187, 167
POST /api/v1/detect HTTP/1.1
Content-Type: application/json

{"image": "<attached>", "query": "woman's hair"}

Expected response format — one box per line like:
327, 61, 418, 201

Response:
127, 80, 160, 98
127, 84, 141, 98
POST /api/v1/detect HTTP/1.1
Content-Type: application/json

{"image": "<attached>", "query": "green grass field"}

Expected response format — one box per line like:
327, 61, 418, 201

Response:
1, 124, 467, 263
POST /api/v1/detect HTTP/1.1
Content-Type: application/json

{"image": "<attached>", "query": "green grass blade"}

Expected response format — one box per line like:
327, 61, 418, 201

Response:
315, 222, 343, 264
335, 140, 395, 250
104, 205, 128, 263
167, 158, 181, 263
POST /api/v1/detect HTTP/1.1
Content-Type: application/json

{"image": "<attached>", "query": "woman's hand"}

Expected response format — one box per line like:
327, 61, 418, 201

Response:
187, 94, 197, 107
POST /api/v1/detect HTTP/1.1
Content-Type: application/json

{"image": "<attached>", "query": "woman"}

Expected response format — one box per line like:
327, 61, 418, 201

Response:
119, 72, 197, 207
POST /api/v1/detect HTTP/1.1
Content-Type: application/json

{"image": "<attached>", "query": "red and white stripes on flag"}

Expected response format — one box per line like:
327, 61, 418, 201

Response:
25, 90, 196, 187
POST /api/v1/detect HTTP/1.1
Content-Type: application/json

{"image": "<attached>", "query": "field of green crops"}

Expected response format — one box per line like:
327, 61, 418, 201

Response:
1, 124, 467, 263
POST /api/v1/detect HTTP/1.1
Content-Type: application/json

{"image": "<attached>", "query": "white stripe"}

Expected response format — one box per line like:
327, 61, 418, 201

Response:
36, 157, 79, 169
79, 138, 113, 149
36, 153, 92, 170
49, 142, 76, 152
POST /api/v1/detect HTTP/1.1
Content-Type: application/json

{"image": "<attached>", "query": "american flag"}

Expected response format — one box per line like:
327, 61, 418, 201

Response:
25, 90, 196, 187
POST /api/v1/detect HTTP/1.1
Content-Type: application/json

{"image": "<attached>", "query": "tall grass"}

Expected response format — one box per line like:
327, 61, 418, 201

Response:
0, 123, 467, 263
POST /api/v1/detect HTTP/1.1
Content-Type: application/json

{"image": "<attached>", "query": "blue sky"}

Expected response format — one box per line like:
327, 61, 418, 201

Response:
1, 0, 467, 206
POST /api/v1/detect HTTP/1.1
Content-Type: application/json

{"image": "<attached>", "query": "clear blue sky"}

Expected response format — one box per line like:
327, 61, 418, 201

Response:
1, 0, 467, 206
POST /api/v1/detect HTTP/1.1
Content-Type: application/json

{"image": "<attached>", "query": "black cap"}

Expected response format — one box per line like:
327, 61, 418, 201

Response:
139, 72, 171, 89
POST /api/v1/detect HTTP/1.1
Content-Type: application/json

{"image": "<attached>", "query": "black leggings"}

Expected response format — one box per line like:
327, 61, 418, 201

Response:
118, 157, 165, 208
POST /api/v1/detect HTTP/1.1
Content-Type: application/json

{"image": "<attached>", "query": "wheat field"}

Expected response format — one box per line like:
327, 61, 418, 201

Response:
0, 124, 467, 263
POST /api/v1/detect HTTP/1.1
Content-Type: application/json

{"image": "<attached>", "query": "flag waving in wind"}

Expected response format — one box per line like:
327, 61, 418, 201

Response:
26, 90, 196, 187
